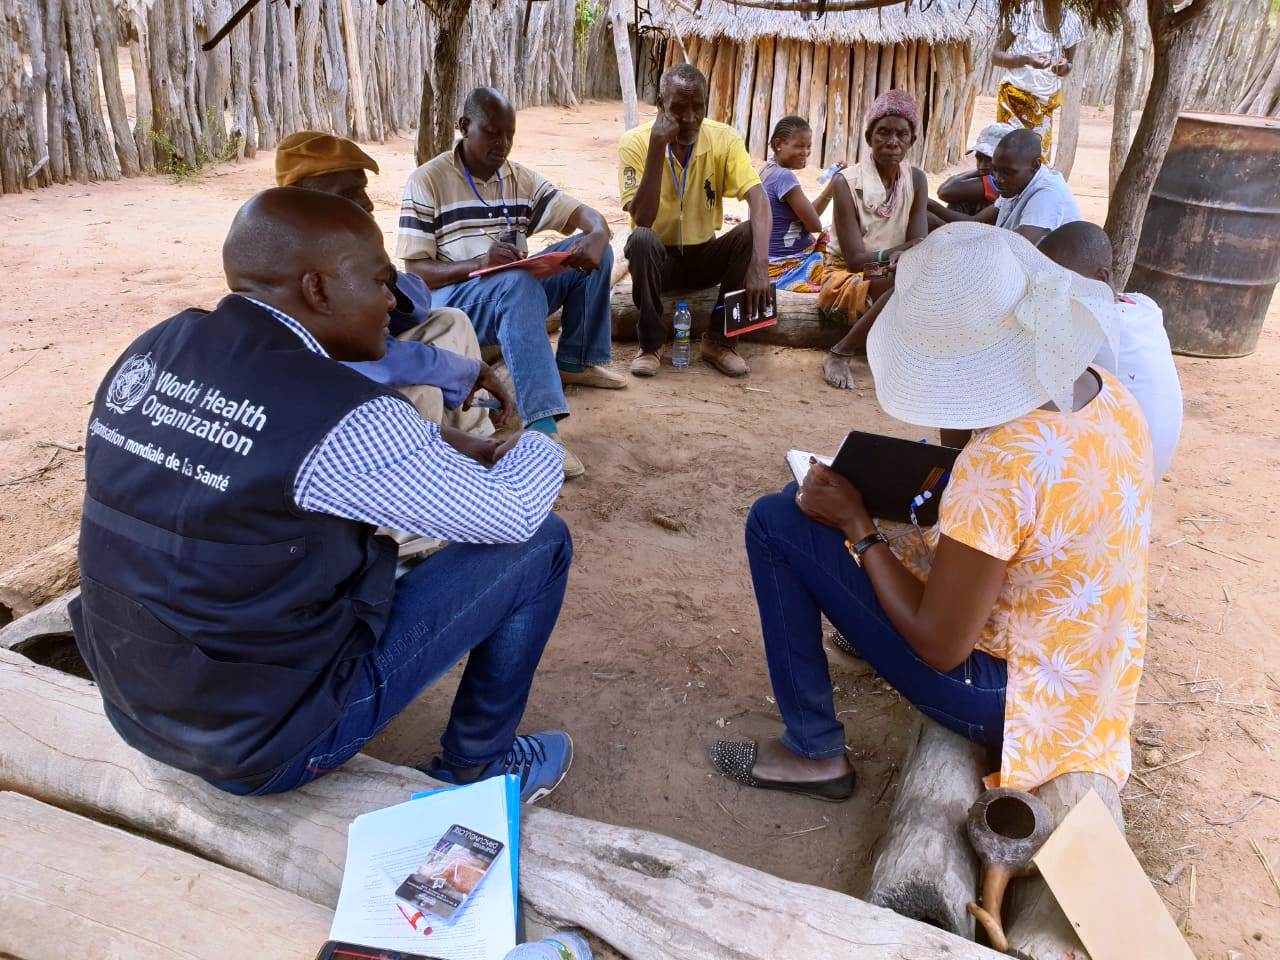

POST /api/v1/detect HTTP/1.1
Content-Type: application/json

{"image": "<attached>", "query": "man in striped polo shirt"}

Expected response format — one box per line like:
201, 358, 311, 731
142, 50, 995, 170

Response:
397, 87, 622, 479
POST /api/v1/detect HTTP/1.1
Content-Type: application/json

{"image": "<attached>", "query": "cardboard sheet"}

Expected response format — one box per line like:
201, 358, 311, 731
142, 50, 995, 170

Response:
1032, 789, 1195, 960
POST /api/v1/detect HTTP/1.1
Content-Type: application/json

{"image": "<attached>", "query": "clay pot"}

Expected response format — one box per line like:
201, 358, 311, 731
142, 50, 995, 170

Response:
965, 787, 1053, 951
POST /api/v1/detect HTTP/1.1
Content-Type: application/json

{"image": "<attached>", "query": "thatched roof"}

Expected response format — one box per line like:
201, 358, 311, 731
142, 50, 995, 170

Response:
652, 0, 999, 45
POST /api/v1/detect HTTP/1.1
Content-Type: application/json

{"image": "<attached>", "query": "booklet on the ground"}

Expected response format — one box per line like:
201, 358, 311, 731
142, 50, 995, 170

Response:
329, 774, 519, 960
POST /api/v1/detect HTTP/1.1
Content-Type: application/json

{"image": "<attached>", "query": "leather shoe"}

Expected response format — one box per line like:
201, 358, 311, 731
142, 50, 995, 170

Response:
551, 435, 586, 479
699, 338, 749, 377
560, 364, 627, 390
630, 350, 662, 378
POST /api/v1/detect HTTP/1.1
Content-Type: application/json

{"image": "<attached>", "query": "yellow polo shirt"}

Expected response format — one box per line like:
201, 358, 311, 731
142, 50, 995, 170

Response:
618, 119, 761, 247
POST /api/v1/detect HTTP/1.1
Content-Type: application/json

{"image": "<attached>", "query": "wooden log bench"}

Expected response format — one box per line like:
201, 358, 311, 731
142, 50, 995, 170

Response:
0, 790, 330, 960
610, 280, 846, 350
864, 715, 987, 938
0, 647, 1004, 960
1005, 773, 1125, 960
866, 710, 1125, 960
0, 533, 78, 624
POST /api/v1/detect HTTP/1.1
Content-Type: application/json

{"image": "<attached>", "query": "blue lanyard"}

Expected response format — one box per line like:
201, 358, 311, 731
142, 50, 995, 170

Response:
667, 144, 691, 209
463, 161, 512, 229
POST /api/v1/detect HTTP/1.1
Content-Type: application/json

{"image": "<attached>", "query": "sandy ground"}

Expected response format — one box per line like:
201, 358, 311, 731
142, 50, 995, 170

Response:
2, 96, 1278, 958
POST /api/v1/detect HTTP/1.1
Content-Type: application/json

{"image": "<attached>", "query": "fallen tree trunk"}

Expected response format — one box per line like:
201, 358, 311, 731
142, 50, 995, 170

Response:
0, 532, 78, 623
1005, 772, 1124, 960
611, 280, 844, 349
0, 790, 330, 959
864, 715, 987, 938
0, 587, 76, 651
0, 648, 1003, 960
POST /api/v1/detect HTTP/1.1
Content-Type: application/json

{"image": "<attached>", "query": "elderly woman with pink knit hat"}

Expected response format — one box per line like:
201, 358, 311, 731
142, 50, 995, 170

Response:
712, 223, 1154, 805
819, 89, 930, 390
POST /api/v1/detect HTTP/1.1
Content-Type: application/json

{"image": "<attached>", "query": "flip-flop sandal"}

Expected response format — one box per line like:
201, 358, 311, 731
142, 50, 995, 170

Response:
711, 740, 856, 803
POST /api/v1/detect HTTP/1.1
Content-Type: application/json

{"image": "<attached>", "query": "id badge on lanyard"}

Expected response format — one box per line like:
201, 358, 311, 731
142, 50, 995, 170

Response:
668, 145, 690, 254
465, 163, 527, 254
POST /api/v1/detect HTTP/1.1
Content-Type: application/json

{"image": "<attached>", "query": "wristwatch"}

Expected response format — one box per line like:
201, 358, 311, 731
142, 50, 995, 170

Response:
845, 531, 888, 567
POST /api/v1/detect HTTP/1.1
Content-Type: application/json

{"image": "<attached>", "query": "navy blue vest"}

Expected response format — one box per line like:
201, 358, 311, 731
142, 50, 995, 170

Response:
71, 295, 405, 782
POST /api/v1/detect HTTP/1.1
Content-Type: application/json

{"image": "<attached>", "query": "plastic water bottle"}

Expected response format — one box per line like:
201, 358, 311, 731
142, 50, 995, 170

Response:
817, 162, 843, 184
504, 931, 592, 960
672, 302, 692, 369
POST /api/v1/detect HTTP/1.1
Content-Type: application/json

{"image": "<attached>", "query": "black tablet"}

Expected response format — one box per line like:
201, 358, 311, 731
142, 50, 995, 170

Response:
829, 431, 961, 526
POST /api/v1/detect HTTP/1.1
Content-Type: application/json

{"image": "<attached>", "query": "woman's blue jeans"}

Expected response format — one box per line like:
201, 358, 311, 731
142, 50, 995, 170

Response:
746, 486, 1007, 760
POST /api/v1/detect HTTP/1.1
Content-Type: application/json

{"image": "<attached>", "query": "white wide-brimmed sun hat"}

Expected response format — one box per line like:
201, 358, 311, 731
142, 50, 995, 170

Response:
867, 222, 1119, 430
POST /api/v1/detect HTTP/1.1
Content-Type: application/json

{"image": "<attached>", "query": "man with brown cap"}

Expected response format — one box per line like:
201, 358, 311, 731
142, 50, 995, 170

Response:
276, 131, 507, 438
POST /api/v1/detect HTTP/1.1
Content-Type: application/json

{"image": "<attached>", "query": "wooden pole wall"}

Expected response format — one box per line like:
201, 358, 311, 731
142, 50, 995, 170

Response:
825, 41, 849, 168
807, 41, 829, 165
0, 0, 618, 195
747, 34, 774, 159
716, 32, 971, 172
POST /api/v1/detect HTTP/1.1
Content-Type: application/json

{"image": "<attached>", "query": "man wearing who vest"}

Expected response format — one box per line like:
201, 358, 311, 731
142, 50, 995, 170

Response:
70, 189, 575, 803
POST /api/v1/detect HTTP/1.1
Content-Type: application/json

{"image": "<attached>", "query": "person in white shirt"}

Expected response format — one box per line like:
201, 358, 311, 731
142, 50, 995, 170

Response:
1039, 221, 1183, 477
940, 129, 1082, 245
992, 5, 1086, 163
990, 129, 1083, 243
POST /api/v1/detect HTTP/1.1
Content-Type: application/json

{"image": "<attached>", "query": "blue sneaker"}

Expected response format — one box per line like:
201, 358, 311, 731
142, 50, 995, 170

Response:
424, 731, 573, 805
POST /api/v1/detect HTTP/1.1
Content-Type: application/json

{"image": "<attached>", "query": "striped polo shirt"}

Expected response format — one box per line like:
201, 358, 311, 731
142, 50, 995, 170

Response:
396, 144, 581, 263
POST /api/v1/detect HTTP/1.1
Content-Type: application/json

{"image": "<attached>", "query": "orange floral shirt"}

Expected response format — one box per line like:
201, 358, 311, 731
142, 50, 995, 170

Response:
890, 369, 1154, 790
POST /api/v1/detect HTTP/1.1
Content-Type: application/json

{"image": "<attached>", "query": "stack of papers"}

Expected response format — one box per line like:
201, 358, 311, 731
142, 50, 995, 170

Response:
329, 775, 520, 960
786, 449, 833, 486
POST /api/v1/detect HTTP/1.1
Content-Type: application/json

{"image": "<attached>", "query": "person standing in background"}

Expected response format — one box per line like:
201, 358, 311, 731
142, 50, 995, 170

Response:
992, 4, 1085, 164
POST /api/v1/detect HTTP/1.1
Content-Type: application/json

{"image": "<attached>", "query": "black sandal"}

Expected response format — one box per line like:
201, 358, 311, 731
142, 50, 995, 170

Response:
827, 628, 859, 658
711, 740, 856, 803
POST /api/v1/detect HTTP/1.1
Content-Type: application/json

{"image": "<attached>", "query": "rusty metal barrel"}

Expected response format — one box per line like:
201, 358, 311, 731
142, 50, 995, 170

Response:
1129, 112, 1280, 358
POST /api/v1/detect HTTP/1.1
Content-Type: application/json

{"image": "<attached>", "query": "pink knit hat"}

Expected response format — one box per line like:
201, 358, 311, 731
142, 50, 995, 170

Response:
865, 90, 920, 136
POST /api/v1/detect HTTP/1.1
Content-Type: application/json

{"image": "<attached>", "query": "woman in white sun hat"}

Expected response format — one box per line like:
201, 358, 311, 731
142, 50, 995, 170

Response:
712, 222, 1154, 802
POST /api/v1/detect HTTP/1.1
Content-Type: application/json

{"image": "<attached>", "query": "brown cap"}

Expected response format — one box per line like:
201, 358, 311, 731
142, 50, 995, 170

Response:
274, 131, 379, 187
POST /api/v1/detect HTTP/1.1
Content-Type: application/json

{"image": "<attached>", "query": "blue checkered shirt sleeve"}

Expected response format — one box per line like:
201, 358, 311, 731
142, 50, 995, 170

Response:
294, 397, 564, 544
237, 293, 563, 543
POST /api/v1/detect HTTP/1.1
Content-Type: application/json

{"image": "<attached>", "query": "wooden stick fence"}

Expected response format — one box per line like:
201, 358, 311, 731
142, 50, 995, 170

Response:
0, 0, 622, 195
647, 31, 978, 172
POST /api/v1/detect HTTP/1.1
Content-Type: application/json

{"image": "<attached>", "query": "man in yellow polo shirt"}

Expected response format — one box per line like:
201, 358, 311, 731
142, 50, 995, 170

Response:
619, 64, 771, 378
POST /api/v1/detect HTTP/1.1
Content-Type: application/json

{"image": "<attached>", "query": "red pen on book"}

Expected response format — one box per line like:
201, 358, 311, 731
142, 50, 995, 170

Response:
396, 902, 433, 937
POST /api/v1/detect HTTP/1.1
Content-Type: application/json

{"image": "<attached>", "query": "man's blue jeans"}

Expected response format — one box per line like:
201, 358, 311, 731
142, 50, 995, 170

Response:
208, 515, 573, 796
430, 235, 615, 427
746, 487, 1007, 760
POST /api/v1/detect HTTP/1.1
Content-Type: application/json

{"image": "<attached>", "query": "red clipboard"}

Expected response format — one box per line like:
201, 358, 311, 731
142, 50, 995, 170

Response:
467, 250, 573, 280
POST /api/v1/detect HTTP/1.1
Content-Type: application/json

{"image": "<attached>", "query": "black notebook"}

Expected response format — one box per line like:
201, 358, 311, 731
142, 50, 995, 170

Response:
791, 432, 961, 526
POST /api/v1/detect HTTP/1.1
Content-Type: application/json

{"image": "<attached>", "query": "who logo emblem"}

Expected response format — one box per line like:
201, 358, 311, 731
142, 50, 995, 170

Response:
105, 353, 156, 415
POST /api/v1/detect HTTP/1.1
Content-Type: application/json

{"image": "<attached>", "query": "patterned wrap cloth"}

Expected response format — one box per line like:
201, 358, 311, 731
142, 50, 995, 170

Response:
768, 232, 829, 293
996, 81, 1063, 164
